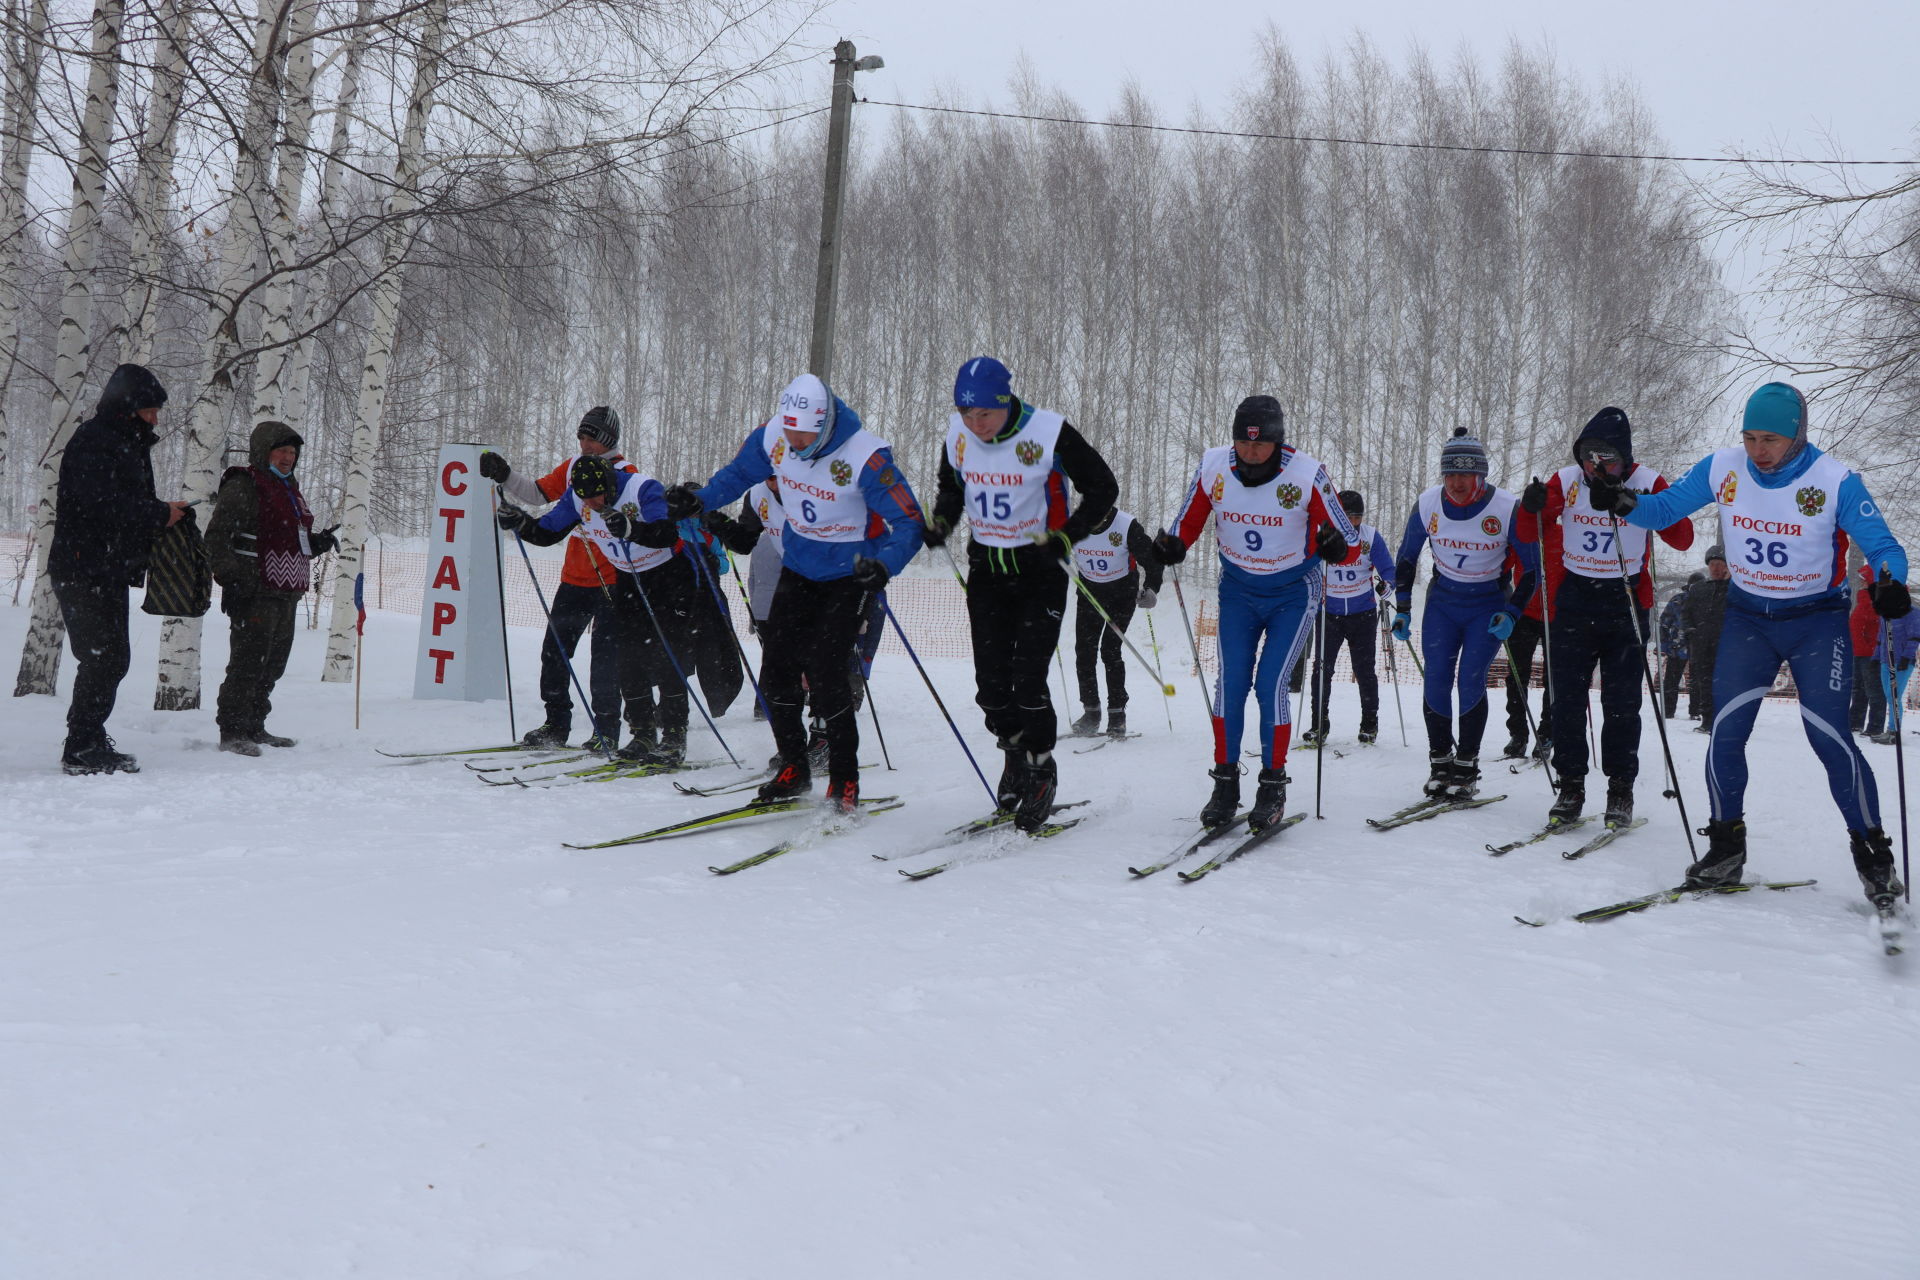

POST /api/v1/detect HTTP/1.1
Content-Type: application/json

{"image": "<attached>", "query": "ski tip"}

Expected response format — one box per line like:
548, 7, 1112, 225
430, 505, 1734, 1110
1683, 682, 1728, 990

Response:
1514, 915, 1548, 927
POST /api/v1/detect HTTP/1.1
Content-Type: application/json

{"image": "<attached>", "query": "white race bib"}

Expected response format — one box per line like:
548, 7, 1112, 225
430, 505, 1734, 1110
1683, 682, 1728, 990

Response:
1418, 485, 1518, 584
571, 470, 673, 574
1557, 463, 1658, 578
1708, 446, 1851, 599
763, 420, 884, 544
1324, 523, 1379, 601
945, 408, 1066, 547
1074, 510, 1137, 583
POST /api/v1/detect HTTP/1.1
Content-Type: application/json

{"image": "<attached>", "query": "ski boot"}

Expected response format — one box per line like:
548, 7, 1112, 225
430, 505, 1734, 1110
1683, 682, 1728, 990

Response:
520, 721, 570, 748
756, 760, 811, 803
1200, 763, 1240, 828
1013, 751, 1059, 834
1068, 705, 1101, 737
1531, 736, 1552, 762
62, 735, 139, 775
1357, 716, 1378, 746
995, 737, 1024, 811
1849, 827, 1905, 907
806, 719, 830, 772
654, 726, 687, 766
252, 729, 296, 748
1106, 708, 1128, 740
579, 731, 619, 756
1603, 777, 1634, 828
1249, 768, 1289, 831
1548, 775, 1584, 825
218, 733, 262, 758
1501, 734, 1529, 760
1299, 725, 1329, 750
1422, 753, 1456, 798
826, 775, 860, 816
1443, 757, 1480, 801
1684, 819, 1747, 889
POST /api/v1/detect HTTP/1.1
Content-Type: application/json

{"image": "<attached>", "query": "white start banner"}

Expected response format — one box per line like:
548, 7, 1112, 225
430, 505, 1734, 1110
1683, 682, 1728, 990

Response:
413, 443, 508, 701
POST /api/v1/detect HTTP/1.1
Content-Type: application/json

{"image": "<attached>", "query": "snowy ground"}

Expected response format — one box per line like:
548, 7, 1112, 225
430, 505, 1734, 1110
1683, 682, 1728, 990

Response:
3, 602, 1917, 1280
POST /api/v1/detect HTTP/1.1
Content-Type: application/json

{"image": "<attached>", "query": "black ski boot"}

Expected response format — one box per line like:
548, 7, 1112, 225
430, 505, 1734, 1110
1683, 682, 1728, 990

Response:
1106, 708, 1128, 739
806, 720, 830, 772
1604, 777, 1634, 828
1548, 775, 1584, 825
1300, 725, 1328, 749
655, 726, 687, 765
1200, 763, 1240, 828
995, 738, 1024, 811
1501, 734, 1528, 760
1685, 819, 1747, 889
1249, 768, 1289, 831
1423, 753, 1455, 798
826, 775, 860, 816
1849, 827, 1906, 906
1068, 705, 1101, 736
1357, 716, 1378, 746
756, 760, 811, 803
62, 734, 139, 775
1444, 757, 1480, 801
1013, 751, 1058, 833
1531, 736, 1552, 762
520, 721, 570, 748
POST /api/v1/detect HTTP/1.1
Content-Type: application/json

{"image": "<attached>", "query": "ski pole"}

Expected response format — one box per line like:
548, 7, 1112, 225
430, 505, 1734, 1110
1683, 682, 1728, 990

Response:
1382, 616, 1409, 747
851, 588, 893, 771
617, 541, 739, 769
882, 596, 997, 806
1501, 635, 1557, 791
1146, 610, 1174, 732
507, 526, 606, 755
1313, 593, 1326, 820
1609, 515, 1696, 859
1169, 569, 1217, 734
1880, 568, 1911, 903
683, 536, 775, 722
1058, 543, 1174, 697
488, 487, 517, 741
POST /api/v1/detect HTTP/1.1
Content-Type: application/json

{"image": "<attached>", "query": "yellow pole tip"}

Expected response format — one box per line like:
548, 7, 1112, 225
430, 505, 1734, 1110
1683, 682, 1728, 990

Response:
1164, 684, 1177, 696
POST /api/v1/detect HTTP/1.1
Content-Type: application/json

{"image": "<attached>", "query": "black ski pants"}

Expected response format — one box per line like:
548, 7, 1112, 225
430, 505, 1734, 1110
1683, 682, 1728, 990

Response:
1548, 576, 1648, 783
51, 575, 131, 748
609, 555, 694, 737
1074, 572, 1138, 709
538, 581, 622, 738
968, 561, 1068, 754
216, 593, 296, 738
762, 567, 869, 781
1660, 650, 1689, 719
1851, 654, 1888, 735
1503, 612, 1551, 747
1311, 609, 1380, 731
687, 564, 744, 718
1690, 640, 1720, 726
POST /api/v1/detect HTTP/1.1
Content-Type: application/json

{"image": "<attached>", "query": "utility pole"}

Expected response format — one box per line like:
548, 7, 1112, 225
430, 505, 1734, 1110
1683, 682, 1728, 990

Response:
808, 39, 881, 385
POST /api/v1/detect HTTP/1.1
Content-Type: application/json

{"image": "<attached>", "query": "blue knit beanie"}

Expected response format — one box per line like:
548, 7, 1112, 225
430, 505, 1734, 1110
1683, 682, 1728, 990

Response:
1439, 427, 1489, 477
1743, 382, 1807, 441
954, 356, 1013, 410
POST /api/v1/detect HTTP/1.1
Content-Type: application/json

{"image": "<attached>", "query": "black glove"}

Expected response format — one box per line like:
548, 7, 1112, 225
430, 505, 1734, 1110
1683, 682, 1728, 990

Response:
220, 589, 254, 617
921, 513, 952, 549
496, 503, 533, 534
737, 502, 764, 536
1871, 577, 1912, 619
1897, 657, 1915, 673
1153, 530, 1187, 565
1314, 522, 1348, 564
1035, 530, 1072, 562
665, 484, 704, 520
479, 452, 511, 484
1584, 469, 1636, 516
601, 507, 635, 541
851, 555, 890, 591
1520, 476, 1548, 514
308, 524, 339, 556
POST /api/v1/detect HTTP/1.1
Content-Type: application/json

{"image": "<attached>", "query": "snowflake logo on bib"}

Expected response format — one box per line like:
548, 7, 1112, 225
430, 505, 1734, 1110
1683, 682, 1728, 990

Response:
1716, 470, 1739, 506
831, 459, 853, 486
771, 438, 787, 465
1276, 483, 1302, 510
1481, 515, 1502, 536
1108, 530, 1123, 547
1016, 440, 1042, 466
1210, 475, 1226, 505
1795, 486, 1828, 518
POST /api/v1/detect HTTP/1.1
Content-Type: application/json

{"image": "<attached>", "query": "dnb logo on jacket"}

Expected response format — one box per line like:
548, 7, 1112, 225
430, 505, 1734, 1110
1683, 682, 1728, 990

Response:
1481, 515, 1502, 536
1796, 486, 1828, 518
1716, 469, 1739, 506
770, 438, 787, 465
1210, 475, 1226, 504
831, 459, 853, 486
1015, 440, 1043, 466
1276, 483, 1302, 510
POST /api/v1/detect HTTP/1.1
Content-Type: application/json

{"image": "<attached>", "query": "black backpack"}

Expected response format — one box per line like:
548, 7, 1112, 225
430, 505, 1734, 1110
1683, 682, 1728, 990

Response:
142, 508, 213, 617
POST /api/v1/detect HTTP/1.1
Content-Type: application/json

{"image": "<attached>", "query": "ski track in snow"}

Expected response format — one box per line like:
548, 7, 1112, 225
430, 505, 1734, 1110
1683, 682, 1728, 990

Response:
2, 606, 1918, 1278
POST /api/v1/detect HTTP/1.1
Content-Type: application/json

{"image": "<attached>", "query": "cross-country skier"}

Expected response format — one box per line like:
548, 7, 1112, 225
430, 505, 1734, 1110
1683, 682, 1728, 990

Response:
1391, 428, 1539, 800
480, 406, 635, 752
497, 453, 694, 765
1305, 489, 1395, 746
1588, 382, 1910, 908
1152, 396, 1357, 830
926, 356, 1119, 831
1066, 506, 1164, 741
677, 373, 924, 813
1517, 407, 1694, 829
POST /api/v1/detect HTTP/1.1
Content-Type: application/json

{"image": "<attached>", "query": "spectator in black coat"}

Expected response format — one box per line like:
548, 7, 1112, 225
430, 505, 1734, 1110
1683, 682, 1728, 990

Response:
1682, 545, 1732, 732
47, 363, 188, 775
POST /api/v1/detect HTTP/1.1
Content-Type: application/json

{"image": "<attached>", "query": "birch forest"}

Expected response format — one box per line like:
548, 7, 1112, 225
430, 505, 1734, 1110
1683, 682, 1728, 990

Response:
4, 9, 1742, 703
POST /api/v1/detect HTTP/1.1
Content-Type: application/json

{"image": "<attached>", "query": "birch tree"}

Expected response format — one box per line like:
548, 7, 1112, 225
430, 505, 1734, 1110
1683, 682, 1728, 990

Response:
0, 0, 50, 482
116, 0, 193, 366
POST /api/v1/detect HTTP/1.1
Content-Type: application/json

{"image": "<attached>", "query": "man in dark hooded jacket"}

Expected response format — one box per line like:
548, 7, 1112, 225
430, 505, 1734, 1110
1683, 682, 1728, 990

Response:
47, 363, 189, 775
204, 419, 337, 754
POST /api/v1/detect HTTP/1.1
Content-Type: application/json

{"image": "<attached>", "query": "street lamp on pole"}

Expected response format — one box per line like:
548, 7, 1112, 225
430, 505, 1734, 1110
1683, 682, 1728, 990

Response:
808, 40, 883, 385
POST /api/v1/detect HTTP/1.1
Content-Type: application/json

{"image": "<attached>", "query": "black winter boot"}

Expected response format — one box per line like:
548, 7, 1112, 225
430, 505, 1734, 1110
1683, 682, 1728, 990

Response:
1249, 768, 1289, 831
218, 733, 262, 758
1068, 705, 1101, 736
1013, 751, 1058, 833
62, 734, 139, 775
1423, 753, 1455, 798
252, 729, 296, 748
1200, 764, 1240, 828
1604, 777, 1634, 828
1849, 827, 1905, 905
1685, 819, 1747, 889
1548, 776, 1584, 825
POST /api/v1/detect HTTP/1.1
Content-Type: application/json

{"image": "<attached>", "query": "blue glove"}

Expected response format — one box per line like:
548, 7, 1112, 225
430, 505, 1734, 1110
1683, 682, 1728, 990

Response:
1488, 611, 1516, 641
1391, 612, 1411, 644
